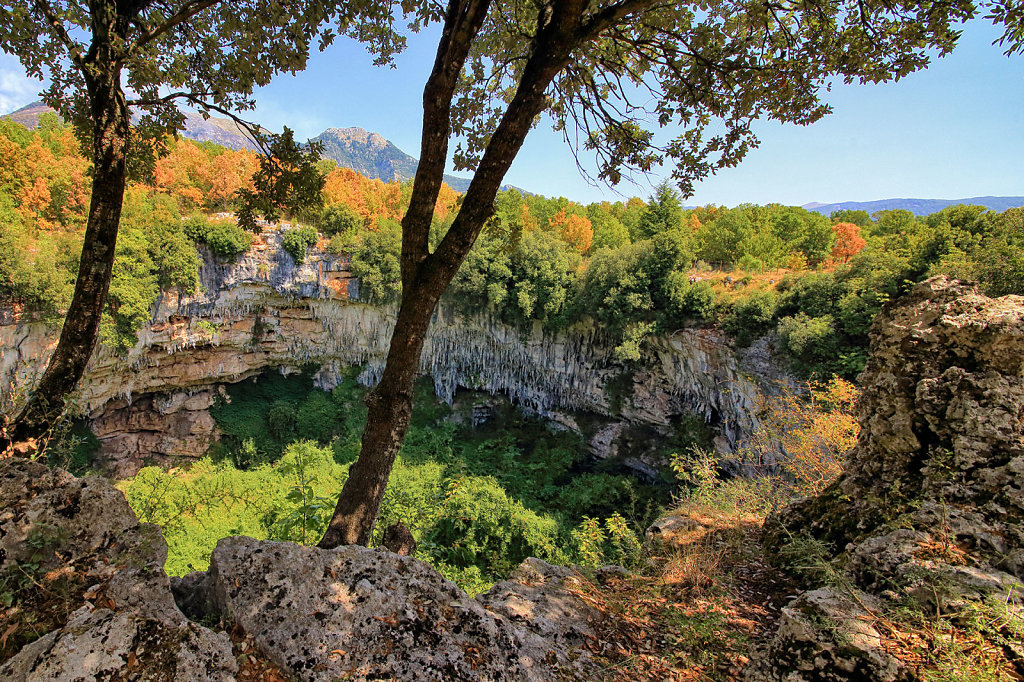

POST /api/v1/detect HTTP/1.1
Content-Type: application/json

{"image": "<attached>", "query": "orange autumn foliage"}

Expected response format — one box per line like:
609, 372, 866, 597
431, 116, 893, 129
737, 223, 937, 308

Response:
154, 140, 213, 207
550, 208, 594, 253
434, 182, 459, 222
830, 222, 867, 264
322, 168, 406, 227
210, 150, 258, 209
743, 377, 859, 496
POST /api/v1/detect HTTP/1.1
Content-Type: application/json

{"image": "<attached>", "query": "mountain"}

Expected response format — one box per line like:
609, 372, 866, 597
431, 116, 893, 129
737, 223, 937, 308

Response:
804, 196, 1024, 216
4, 102, 482, 191
4, 101, 262, 151
311, 127, 483, 192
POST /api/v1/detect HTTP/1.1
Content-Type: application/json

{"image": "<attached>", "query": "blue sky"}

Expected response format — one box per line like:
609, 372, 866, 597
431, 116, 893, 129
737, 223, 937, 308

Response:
1, 18, 1021, 207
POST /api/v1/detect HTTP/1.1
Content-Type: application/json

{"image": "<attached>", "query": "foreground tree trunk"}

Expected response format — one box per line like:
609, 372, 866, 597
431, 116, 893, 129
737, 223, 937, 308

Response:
1, 69, 129, 454
319, 0, 584, 548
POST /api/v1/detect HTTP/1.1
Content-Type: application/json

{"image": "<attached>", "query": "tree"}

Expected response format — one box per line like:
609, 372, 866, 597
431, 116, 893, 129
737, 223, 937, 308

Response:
831, 222, 867, 263
634, 181, 683, 240
317, 0, 974, 548
0, 0, 394, 451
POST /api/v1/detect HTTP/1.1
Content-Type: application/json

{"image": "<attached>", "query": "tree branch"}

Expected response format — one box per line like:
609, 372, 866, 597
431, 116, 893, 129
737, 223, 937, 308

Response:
129, 0, 223, 54
31, 0, 86, 67
400, 0, 493, 289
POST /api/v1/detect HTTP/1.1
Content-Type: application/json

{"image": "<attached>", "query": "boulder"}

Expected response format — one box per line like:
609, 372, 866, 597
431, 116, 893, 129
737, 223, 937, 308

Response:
181, 535, 603, 681
0, 459, 235, 681
745, 588, 909, 682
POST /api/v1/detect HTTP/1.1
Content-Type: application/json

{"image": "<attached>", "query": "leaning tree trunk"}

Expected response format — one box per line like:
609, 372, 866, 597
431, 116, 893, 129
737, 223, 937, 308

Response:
1, 72, 129, 454
317, 275, 447, 547
318, 0, 584, 548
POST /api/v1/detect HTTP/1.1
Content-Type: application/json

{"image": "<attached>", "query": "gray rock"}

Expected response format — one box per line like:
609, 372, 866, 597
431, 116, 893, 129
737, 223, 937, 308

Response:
0, 460, 235, 681
196, 535, 603, 681
746, 588, 909, 682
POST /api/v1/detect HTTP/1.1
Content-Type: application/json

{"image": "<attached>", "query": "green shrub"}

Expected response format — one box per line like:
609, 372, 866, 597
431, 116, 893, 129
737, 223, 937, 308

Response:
320, 204, 363, 237
281, 224, 318, 264
205, 221, 252, 259
351, 219, 402, 302
721, 290, 779, 346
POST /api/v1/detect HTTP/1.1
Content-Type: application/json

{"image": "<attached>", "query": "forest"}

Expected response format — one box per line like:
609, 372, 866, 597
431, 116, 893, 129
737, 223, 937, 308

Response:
2, 113, 1021, 379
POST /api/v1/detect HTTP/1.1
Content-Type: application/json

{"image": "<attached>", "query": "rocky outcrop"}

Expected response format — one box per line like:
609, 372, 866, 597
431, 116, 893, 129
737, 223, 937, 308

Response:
1, 229, 785, 476
172, 537, 603, 681
0, 459, 236, 680
0, 458, 606, 681
749, 277, 1024, 681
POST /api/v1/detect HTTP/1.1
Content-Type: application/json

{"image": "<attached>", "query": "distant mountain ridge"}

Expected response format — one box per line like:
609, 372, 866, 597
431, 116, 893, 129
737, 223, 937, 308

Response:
310, 127, 476, 192
4, 102, 480, 192
804, 196, 1024, 216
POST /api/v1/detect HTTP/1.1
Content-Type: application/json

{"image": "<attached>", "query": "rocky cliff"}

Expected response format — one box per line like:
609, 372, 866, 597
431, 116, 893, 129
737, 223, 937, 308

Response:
749, 277, 1024, 681
0, 228, 784, 475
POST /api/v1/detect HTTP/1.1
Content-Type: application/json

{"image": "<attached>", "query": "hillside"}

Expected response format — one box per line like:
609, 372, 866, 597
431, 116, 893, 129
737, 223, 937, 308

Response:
3, 102, 480, 190
805, 195, 1024, 216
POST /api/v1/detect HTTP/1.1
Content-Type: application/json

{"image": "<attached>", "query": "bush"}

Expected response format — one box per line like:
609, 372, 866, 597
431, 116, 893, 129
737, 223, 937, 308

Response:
721, 290, 779, 346
664, 272, 716, 323
205, 221, 252, 259
351, 219, 402, 302
319, 204, 363, 237
183, 216, 212, 242
777, 313, 838, 377
281, 224, 318, 264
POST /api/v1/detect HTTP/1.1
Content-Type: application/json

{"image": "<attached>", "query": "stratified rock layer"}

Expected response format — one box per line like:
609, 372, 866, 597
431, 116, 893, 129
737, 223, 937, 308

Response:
1, 231, 784, 475
750, 277, 1024, 681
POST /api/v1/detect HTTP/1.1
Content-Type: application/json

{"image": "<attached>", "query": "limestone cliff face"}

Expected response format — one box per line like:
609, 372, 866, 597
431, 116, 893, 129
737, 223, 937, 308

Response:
749, 277, 1024, 682
0, 228, 783, 474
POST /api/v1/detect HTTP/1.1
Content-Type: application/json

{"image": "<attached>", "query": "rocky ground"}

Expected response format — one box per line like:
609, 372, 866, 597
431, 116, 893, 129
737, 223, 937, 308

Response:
1, 276, 1022, 681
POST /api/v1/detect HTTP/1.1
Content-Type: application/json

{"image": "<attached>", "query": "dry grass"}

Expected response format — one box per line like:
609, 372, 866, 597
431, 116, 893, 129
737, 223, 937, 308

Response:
573, 506, 796, 680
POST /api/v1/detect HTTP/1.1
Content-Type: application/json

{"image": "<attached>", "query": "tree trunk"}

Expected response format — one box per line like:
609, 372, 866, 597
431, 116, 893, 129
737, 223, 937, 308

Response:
1, 71, 129, 454
317, 0, 587, 550
317, 269, 446, 547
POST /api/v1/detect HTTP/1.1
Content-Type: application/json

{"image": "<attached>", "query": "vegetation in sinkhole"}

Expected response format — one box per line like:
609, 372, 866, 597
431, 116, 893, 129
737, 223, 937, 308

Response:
2, 116, 1022, 379
113, 368, 676, 593
94, 367, 855, 597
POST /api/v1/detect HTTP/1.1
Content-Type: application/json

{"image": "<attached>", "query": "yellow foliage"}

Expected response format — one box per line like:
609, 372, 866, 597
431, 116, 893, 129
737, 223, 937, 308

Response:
743, 377, 859, 497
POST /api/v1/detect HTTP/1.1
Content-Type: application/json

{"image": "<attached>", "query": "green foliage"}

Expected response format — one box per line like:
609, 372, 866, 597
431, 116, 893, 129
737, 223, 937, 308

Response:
721, 290, 779, 347
0, 202, 76, 316
281, 224, 318, 264
634, 182, 683, 241
319, 203, 363, 237
205, 221, 253, 259
237, 127, 326, 229
351, 218, 402, 302
128, 371, 665, 592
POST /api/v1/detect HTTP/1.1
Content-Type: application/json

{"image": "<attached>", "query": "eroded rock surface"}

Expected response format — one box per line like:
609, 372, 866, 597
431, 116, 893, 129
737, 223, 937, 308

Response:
177, 536, 603, 681
0, 459, 236, 681
750, 278, 1024, 681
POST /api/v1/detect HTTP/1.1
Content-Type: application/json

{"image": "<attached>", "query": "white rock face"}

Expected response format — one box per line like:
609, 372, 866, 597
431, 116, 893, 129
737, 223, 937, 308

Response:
1, 232, 787, 473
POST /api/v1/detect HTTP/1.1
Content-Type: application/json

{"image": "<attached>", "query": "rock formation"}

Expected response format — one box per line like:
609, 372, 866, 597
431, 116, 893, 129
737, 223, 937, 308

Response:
750, 277, 1024, 681
0, 458, 606, 681
0, 459, 236, 680
0, 229, 786, 476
